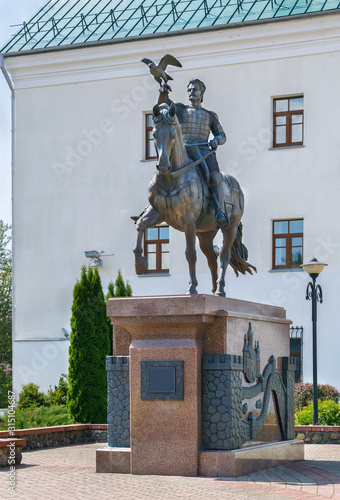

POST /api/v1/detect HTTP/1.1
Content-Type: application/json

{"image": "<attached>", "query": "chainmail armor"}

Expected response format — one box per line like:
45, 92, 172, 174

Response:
176, 104, 225, 145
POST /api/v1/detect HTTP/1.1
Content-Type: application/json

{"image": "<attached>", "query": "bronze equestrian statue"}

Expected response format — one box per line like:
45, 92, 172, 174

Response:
133, 59, 255, 296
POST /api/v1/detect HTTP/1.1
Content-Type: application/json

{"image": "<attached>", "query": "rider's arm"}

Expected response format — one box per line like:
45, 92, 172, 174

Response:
157, 88, 184, 123
210, 112, 227, 149
158, 87, 171, 106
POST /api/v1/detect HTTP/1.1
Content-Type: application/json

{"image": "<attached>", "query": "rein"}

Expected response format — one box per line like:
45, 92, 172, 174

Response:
170, 151, 213, 179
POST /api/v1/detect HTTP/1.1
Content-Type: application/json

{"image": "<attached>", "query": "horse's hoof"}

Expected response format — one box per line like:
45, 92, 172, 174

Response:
135, 257, 147, 275
186, 286, 198, 295
214, 290, 226, 297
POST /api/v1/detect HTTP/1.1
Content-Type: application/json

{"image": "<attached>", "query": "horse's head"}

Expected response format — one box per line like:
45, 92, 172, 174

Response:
152, 103, 177, 175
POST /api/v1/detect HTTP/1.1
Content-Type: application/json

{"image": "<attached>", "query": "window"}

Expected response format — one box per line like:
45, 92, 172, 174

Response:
273, 96, 304, 147
272, 219, 303, 269
145, 113, 157, 160
290, 326, 303, 383
144, 225, 169, 273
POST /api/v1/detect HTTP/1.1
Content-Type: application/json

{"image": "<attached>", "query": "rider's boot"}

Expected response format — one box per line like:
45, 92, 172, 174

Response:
210, 173, 229, 230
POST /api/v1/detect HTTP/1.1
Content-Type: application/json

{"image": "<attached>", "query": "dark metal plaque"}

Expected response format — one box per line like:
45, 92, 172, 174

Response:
141, 360, 184, 400
148, 366, 176, 393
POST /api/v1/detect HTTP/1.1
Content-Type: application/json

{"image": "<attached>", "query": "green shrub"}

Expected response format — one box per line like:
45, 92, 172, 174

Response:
294, 383, 340, 410
114, 271, 132, 298
47, 374, 69, 406
295, 400, 340, 426
17, 383, 49, 410
0, 405, 75, 430
0, 368, 12, 409
0, 221, 12, 408
67, 266, 110, 423
106, 281, 115, 356
106, 272, 132, 356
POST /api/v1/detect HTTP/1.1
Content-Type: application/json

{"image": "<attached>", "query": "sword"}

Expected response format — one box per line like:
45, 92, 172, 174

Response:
170, 151, 213, 179
184, 142, 210, 147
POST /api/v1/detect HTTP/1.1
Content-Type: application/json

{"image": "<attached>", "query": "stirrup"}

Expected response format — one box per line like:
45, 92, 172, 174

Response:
215, 210, 229, 229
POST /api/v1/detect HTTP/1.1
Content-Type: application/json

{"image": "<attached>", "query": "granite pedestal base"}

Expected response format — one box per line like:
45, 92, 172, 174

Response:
96, 447, 131, 473
199, 439, 304, 477
96, 295, 300, 477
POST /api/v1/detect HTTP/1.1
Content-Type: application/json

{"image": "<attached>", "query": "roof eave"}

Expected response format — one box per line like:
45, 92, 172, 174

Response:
1, 8, 340, 58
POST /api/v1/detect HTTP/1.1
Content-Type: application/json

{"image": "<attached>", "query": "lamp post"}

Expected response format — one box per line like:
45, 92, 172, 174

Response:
301, 258, 327, 425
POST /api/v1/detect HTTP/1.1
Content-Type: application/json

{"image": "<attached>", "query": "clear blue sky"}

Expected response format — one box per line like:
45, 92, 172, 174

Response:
0, 0, 46, 225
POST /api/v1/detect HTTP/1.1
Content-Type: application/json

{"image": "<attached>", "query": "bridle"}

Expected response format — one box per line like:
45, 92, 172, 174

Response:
153, 112, 213, 177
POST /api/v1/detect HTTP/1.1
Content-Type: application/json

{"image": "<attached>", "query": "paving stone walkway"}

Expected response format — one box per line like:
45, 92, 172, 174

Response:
1, 443, 340, 500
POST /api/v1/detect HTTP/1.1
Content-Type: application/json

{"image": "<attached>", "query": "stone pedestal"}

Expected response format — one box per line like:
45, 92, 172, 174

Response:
96, 295, 303, 476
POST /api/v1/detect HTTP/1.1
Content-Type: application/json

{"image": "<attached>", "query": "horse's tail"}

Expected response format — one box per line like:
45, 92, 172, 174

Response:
230, 222, 257, 277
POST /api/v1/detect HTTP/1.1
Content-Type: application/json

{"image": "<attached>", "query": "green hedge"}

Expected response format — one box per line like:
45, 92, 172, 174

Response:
294, 383, 340, 411
295, 400, 340, 426
0, 405, 75, 430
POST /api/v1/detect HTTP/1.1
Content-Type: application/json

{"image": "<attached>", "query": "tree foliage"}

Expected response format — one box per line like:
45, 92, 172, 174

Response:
0, 405, 75, 430
67, 266, 110, 423
0, 221, 12, 408
114, 270, 132, 298
47, 374, 69, 406
106, 272, 132, 356
16, 382, 48, 410
295, 400, 340, 426
295, 382, 340, 411
106, 281, 115, 356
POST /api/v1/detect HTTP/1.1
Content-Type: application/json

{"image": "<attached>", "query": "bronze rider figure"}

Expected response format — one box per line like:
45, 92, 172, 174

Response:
159, 79, 229, 229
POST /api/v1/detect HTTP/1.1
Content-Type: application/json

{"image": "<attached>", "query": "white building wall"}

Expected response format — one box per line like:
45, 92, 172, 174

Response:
4, 13, 340, 393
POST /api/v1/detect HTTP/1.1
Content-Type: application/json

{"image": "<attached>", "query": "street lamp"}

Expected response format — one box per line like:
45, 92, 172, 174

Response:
301, 257, 327, 425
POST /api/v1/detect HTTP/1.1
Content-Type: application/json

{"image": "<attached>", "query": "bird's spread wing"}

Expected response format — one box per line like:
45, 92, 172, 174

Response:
159, 54, 182, 70
141, 58, 154, 65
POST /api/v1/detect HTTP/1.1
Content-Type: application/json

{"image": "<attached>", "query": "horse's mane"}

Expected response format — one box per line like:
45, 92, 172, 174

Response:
153, 104, 186, 162
157, 104, 184, 136
153, 104, 177, 126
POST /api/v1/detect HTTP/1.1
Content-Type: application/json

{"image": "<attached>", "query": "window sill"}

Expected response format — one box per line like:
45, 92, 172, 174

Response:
140, 159, 156, 163
268, 145, 305, 151
268, 268, 304, 273
138, 273, 171, 277
14, 338, 70, 342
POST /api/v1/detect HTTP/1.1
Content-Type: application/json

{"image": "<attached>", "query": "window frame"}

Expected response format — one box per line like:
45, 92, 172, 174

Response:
290, 326, 303, 383
145, 113, 157, 160
272, 218, 303, 270
290, 350, 302, 383
273, 96, 304, 148
144, 224, 169, 274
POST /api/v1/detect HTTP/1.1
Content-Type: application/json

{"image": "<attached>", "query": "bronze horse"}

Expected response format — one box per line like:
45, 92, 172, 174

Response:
133, 103, 256, 296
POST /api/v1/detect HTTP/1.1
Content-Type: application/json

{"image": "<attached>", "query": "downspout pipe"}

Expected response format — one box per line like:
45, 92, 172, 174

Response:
1, 53, 16, 396
0, 54, 14, 91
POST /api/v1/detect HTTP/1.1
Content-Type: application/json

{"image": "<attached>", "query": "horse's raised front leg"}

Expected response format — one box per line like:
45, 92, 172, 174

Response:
215, 225, 238, 297
197, 230, 218, 294
133, 205, 161, 275
184, 216, 198, 294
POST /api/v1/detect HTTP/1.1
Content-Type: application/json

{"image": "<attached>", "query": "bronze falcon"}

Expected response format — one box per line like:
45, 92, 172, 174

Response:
141, 54, 182, 90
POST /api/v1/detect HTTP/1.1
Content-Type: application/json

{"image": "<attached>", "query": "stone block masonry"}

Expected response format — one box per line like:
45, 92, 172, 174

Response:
106, 355, 130, 447
295, 426, 340, 444
0, 425, 107, 456
202, 354, 243, 450
0, 439, 26, 466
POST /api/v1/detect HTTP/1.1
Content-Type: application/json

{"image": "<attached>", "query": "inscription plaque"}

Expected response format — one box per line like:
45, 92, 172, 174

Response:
148, 366, 176, 393
141, 360, 184, 400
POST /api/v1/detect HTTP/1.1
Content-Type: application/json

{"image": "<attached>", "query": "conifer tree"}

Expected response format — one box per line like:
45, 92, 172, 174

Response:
126, 282, 132, 297
114, 270, 132, 297
106, 281, 115, 356
67, 266, 109, 423
0, 221, 12, 407
105, 274, 132, 356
